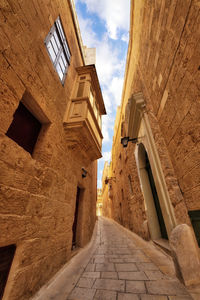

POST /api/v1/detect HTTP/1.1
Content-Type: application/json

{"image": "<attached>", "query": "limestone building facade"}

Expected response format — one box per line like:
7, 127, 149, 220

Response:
0, 1, 106, 299
96, 188, 102, 217
102, 0, 200, 287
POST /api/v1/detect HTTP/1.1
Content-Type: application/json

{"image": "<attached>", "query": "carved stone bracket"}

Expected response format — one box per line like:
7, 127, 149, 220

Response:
125, 92, 146, 139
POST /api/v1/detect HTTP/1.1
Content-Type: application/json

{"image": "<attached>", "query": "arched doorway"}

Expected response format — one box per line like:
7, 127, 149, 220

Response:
137, 143, 168, 240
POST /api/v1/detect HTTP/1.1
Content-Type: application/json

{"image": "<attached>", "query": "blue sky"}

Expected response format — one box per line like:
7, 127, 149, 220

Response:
74, 0, 130, 188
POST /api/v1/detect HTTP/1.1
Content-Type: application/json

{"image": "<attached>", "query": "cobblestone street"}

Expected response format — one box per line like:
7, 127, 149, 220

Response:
33, 217, 198, 300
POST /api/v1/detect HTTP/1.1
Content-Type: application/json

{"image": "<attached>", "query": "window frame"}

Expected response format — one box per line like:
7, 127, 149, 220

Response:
45, 16, 71, 85
6, 102, 42, 155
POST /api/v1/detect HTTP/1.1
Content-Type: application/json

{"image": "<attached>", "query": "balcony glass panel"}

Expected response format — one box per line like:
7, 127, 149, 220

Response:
89, 89, 94, 107
98, 115, 102, 129
94, 102, 98, 119
77, 82, 85, 97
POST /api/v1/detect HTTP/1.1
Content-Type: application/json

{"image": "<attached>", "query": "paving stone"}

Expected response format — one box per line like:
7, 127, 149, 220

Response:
82, 272, 101, 279
114, 249, 132, 254
96, 263, 115, 272
39, 218, 199, 300
144, 270, 167, 280
77, 277, 95, 288
94, 289, 117, 299
68, 287, 96, 300
168, 296, 193, 300
93, 255, 105, 259
94, 257, 108, 263
118, 293, 139, 300
120, 253, 148, 260
93, 279, 125, 292
109, 247, 129, 250
137, 262, 159, 271
96, 249, 111, 254
85, 263, 95, 272
146, 280, 190, 295
115, 263, 138, 272
109, 258, 124, 263
140, 295, 168, 300
118, 271, 148, 280
105, 254, 119, 258
101, 272, 118, 279
123, 256, 150, 263
126, 280, 146, 293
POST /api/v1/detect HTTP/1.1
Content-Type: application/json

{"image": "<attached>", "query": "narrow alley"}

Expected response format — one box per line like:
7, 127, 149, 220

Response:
0, 1, 200, 299
33, 217, 195, 300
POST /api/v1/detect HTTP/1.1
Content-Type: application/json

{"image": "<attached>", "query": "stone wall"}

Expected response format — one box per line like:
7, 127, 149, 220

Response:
104, 0, 200, 242
0, 1, 97, 299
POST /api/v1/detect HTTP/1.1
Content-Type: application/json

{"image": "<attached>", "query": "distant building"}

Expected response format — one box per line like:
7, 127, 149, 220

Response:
96, 188, 102, 216
0, 0, 106, 299
103, 0, 200, 287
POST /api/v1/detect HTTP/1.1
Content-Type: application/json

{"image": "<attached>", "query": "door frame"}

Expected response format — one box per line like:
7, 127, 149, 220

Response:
72, 186, 85, 249
135, 113, 176, 239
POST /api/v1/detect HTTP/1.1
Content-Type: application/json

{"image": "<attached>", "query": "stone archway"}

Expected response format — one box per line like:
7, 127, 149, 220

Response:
137, 143, 168, 240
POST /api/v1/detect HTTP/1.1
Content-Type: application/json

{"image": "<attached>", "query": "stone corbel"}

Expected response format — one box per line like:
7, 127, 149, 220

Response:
125, 92, 146, 139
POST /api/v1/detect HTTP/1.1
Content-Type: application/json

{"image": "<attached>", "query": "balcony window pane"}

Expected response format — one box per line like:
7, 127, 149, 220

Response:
89, 89, 94, 107
47, 41, 56, 62
98, 115, 102, 129
58, 55, 65, 73
45, 17, 71, 83
61, 53, 67, 67
51, 35, 59, 54
94, 102, 98, 118
54, 32, 61, 50
56, 18, 65, 41
77, 82, 85, 97
56, 63, 63, 80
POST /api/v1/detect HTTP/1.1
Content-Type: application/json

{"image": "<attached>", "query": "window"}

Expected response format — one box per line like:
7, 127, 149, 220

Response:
45, 16, 71, 84
93, 102, 98, 119
98, 115, 102, 129
6, 102, 42, 155
89, 88, 94, 107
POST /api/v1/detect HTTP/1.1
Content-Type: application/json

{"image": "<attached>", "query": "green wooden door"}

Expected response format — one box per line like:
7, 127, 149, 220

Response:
188, 210, 200, 247
145, 151, 168, 240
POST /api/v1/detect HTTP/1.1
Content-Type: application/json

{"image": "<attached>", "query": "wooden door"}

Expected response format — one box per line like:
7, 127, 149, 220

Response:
0, 245, 16, 299
145, 152, 168, 239
72, 187, 81, 249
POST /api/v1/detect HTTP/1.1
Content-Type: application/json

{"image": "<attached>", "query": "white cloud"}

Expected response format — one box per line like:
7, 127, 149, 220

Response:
79, 0, 130, 40
102, 114, 115, 143
75, 0, 129, 147
77, 13, 98, 47
102, 151, 111, 162
96, 38, 123, 86
97, 179, 102, 187
109, 77, 124, 106
121, 32, 129, 43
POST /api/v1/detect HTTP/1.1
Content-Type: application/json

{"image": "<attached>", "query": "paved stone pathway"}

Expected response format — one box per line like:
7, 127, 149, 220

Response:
67, 217, 192, 300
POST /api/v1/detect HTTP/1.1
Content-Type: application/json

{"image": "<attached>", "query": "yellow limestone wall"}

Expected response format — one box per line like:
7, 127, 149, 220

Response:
0, 1, 98, 299
104, 0, 200, 241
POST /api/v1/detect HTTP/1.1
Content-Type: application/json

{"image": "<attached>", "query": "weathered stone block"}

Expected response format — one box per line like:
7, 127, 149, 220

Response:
169, 224, 200, 286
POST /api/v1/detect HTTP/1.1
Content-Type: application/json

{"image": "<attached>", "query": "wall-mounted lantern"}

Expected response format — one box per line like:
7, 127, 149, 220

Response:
105, 176, 116, 185
82, 167, 87, 178
121, 137, 138, 148
121, 92, 146, 148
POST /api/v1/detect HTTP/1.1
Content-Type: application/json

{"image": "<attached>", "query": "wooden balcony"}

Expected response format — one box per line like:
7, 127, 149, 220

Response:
63, 65, 106, 161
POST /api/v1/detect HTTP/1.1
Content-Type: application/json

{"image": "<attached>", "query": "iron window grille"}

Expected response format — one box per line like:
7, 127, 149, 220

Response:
45, 16, 71, 84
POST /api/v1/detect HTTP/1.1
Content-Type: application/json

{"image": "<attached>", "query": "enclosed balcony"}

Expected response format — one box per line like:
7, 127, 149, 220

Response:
63, 65, 106, 160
